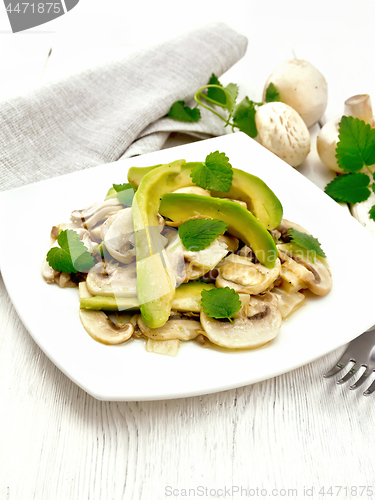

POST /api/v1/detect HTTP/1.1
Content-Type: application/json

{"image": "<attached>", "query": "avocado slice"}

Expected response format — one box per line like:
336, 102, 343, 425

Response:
171, 281, 215, 312
128, 163, 282, 229
159, 193, 278, 268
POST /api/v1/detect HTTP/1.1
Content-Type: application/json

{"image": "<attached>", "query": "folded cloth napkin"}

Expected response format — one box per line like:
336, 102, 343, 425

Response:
0, 23, 247, 192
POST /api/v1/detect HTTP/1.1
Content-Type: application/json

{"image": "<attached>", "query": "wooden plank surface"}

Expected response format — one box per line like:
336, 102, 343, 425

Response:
1, 3, 375, 499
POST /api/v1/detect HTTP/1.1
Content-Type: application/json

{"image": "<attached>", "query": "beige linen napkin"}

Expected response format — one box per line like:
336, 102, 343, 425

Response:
0, 23, 247, 192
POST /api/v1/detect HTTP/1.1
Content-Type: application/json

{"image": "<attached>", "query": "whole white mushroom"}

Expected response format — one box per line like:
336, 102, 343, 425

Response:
263, 59, 328, 128
255, 101, 311, 168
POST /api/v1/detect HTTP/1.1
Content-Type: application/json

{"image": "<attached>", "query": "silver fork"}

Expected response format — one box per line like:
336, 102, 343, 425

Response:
324, 327, 375, 396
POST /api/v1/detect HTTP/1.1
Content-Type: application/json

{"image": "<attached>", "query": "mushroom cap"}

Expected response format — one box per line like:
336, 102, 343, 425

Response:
104, 207, 136, 264
200, 292, 282, 349
216, 254, 281, 295
138, 314, 201, 341
79, 309, 134, 345
86, 261, 137, 297
255, 102, 311, 168
316, 117, 342, 173
263, 59, 328, 127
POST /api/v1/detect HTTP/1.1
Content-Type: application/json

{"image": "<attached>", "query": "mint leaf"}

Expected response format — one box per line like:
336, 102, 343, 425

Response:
369, 205, 375, 221
190, 151, 233, 192
46, 229, 95, 273
113, 183, 135, 206
287, 228, 326, 258
336, 116, 375, 172
232, 97, 258, 138
324, 173, 371, 203
265, 82, 280, 102
167, 100, 201, 123
201, 287, 242, 321
178, 218, 228, 252
206, 74, 226, 105
202, 82, 239, 114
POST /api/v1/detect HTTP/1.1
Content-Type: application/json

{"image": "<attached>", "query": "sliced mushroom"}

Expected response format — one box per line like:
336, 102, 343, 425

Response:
272, 287, 306, 319
86, 261, 137, 297
71, 198, 122, 229
200, 292, 282, 349
145, 338, 180, 356
138, 314, 201, 341
103, 207, 135, 264
183, 235, 237, 281
278, 250, 312, 293
79, 309, 134, 345
173, 186, 211, 196
216, 254, 281, 295
278, 244, 332, 296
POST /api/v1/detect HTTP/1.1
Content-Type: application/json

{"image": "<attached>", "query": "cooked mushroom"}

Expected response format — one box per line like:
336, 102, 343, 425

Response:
173, 186, 211, 196
79, 309, 134, 345
86, 261, 137, 297
71, 198, 123, 229
255, 102, 311, 168
200, 292, 282, 349
216, 254, 281, 295
145, 339, 180, 356
137, 314, 201, 341
272, 288, 305, 319
103, 207, 135, 264
183, 234, 238, 281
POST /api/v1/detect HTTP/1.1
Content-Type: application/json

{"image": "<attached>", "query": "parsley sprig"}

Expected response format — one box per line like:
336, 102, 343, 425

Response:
47, 229, 95, 274
324, 116, 375, 220
201, 287, 242, 323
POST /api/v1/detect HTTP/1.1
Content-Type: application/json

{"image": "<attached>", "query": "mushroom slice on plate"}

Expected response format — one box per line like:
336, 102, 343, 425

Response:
278, 243, 332, 296
79, 309, 134, 345
272, 288, 306, 319
146, 339, 180, 357
71, 198, 123, 229
137, 314, 201, 341
86, 261, 137, 297
200, 292, 282, 349
103, 207, 135, 264
184, 235, 238, 281
216, 254, 281, 295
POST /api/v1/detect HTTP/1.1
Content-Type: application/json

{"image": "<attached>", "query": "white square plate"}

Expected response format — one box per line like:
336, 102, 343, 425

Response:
1, 132, 375, 401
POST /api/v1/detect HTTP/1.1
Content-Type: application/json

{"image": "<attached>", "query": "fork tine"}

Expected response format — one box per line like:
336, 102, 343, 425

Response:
336, 363, 358, 384
349, 366, 373, 390
363, 378, 375, 396
323, 353, 355, 378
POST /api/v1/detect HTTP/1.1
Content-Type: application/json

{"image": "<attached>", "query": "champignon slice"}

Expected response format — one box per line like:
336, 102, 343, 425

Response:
137, 314, 201, 341
216, 254, 281, 295
146, 339, 180, 356
86, 261, 137, 297
103, 207, 135, 264
278, 243, 332, 296
200, 292, 282, 349
173, 186, 211, 196
278, 250, 313, 293
79, 309, 134, 345
272, 288, 306, 319
183, 235, 233, 281
71, 198, 122, 229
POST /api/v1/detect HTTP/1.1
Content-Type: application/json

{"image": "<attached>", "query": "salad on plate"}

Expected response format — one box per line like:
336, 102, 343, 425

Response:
42, 151, 332, 356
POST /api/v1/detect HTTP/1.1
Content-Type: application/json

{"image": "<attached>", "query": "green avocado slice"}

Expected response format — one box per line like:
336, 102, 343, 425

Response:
159, 193, 278, 268
128, 163, 282, 229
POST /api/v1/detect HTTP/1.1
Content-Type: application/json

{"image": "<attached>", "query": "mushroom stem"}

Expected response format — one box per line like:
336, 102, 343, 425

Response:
344, 94, 374, 125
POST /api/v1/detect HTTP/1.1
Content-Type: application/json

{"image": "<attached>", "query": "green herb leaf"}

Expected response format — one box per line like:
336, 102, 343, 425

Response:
369, 205, 375, 221
264, 82, 280, 102
46, 229, 95, 274
113, 183, 135, 206
178, 218, 228, 252
201, 287, 242, 321
232, 96, 258, 138
336, 116, 375, 172
287, 228, 326, 258
167, 100, 201, 123
190, 151, 233, 192
324, 172, 371, 203
206, 74, 226, 105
